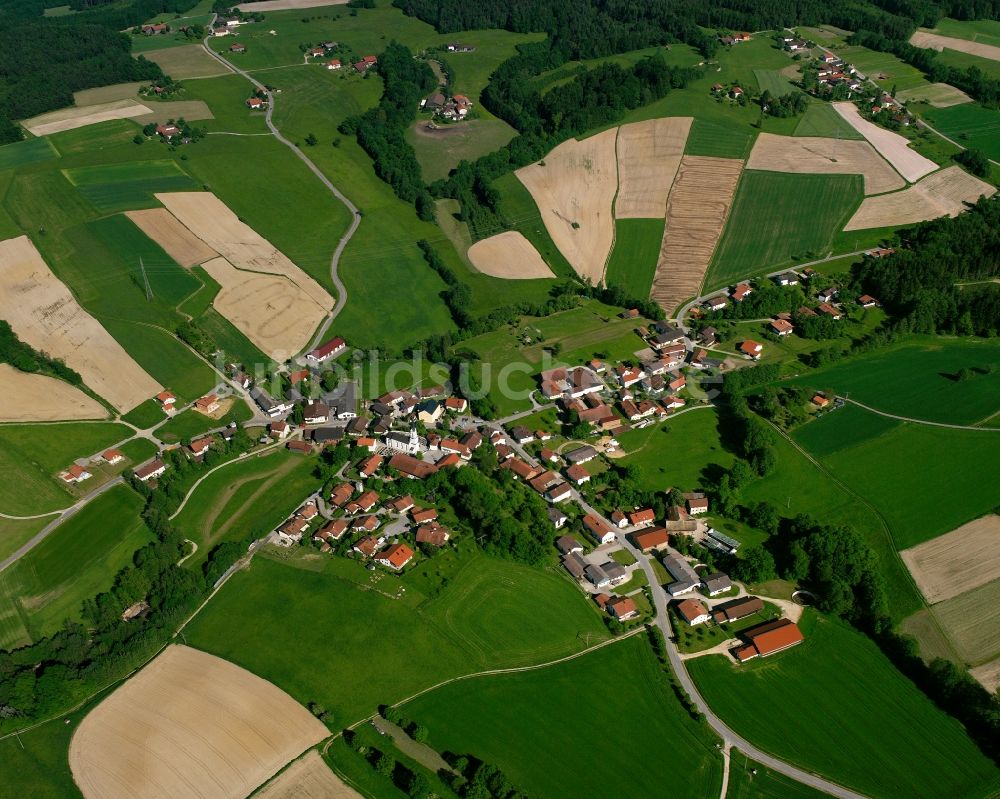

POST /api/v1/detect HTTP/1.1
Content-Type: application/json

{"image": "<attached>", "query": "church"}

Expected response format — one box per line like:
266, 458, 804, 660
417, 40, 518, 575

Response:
383, 424, 427, 455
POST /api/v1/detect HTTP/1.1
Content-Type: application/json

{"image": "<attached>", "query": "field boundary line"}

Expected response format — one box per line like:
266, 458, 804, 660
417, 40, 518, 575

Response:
765, 420, 962, 662
321, 626, 645, 754
845, 398, 1000, 431
169, 441, 285, 520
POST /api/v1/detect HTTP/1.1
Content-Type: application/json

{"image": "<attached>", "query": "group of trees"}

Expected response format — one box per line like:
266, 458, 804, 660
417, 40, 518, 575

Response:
853, 198, 1000, 337
340, 42, 438, 219
760, 88, 809, 117
0, 320, 83, 386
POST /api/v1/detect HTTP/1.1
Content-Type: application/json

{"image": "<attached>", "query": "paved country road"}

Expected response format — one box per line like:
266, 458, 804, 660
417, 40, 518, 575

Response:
201, 21, 361, 355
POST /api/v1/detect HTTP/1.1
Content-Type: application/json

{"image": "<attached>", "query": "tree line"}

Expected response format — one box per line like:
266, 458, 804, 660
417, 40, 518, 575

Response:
0, 320, 83, 386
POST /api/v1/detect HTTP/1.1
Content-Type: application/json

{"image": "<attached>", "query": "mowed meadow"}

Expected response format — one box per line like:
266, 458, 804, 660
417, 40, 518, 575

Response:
403, 636, 723, 799
689, 614, 1000, 799
184, 551, 610, 724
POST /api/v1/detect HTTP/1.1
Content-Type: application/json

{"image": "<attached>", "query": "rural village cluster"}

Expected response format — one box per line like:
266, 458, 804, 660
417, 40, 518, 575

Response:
2, 0, 999, 797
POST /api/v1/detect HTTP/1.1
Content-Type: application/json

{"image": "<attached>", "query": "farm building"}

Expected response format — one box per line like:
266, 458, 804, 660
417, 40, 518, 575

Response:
306, 336, 346, 364
676, 598, 711, 625
702, 572, 732, 596
734, 619, 804, 662
135, 459, 167, 482
608, 596, 639, 621
632, 527, 669, 552
583, 514, 616, 545
664, 553, 700, 596
713, 596, 764, 623
548, 508, 569, 528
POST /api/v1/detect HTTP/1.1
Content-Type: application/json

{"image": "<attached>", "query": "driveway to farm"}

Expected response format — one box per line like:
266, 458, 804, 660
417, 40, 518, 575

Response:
201, 19, 361, 355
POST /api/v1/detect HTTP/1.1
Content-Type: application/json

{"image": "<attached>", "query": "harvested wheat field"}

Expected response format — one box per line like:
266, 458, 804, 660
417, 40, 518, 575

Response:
901, 515, 1000, 604
896, 82, 972, 108
201, 257, 328, 359
0, 365, 106, 421
156, 192, 334, 309
73, 83, 146, 105
971, 657, 1000, 693
467, 231, 554, 279
651, 156, 743, 314
69, 645, 328, 799
911, 30, 1000, 62
515, 128, 618, 283
22, 99, 152, 137
747, 132, 904, 195
126, 208, 218, 267
615, 117, 693, 218
255, 751, 361, 799
844, 165, 995, 230
832, 102, 939, 182
144, 45, 229, 80
0, 236, 161, 411
932, 578, 1000, 665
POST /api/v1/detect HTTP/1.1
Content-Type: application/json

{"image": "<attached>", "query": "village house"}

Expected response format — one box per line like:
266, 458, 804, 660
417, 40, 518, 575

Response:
687, 496, 709, 515
416, 400, 443, 426
563, 447, 596, 468
562, 551, 587, 580
817, 302, 842, 320
702, 572, 733, 596
287, 440, 313, 455
555, 535, 584, 555
351, 515, 380, 532
389, 453, 438, 479
251, 386, 293, 418
354, 55, 378, 72
102, 449, 124, 465
538, 365, 603, 400
377, 542, 414, 571
316, 518, 348, 542
194, 394, 221, 414
306, 336, 346, 364
416, 522, 450, 547
812, 393, 830, 409
246, 96, 265, 109
583, 514, 616, 545
566, 464, 590, 486
389, 495, 415, 514
615, 365, 646, 389
61, 464, 92, 484
330, 483, 354, 508
548, 507, 569, 529
135, 459, 167, 482
676, 598, 711, 625
353, 535, 380, 558
698, 327, 718, 346
858, 294, 879, 308
585, 563, 611, 589
411, 507, 438, 525
774, 272, 799, 286
359, 454, 383, 478
732, 283, 751, 304
155, 390, 176, 410
155, 123, 181, 139
230, 43, 246, 54
189, 437, 212, 458
355, 437, 378, 452
664, 553, 700, 596
346, 490, 379, 514
735, 619, 804, 662
739, 340, 764, 360
446, 42, 475, 52
461, 430, 482, 450
632, 527, 669, 552
303, 402, 329, 425
628, 508, 656, 527
142, 22, 170, 35
770, 318, 794, 337
713, 595, 763, 623
445, 396, 468, 413
704, 295, 728, 312
503, 457, 540, 482
608, 596, 639, 621
730, 85, 744, 99
277, 517, 309, 544
327, 59, 342, 70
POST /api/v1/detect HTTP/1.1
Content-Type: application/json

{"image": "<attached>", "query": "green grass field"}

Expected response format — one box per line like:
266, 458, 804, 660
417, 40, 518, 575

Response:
933, 577, 1000, 666
689, 613, 1000, 799
707, 172, 863, 287
177, 74, 271, 134
684, 118, 755, 159
0, 137, 58, 171
617, 408, 734, 492
0, 716, 82, 799
793, 102, 864, 138
172, 449, 321, 567
935, 47, 1000, 79
827, 421, 1000, 548
0, 422, 132, 516
754, 69, 797, 96
87, 214, 201, 307
726, 752, 831, 799
154, 400, 253, 444
931, 17, 1000, 45
0, 516, 50, 566
922, 103, 1000, 161
64, 160, 199, 213
836, 45, 931, 92
184, 549, 607, 723
407, 118, 515, 182
603, 218, 664, 298
0, 484, 152, 648
786, 337, 1000, 425
404, 636, 722, 799
791, 404, 901, 458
